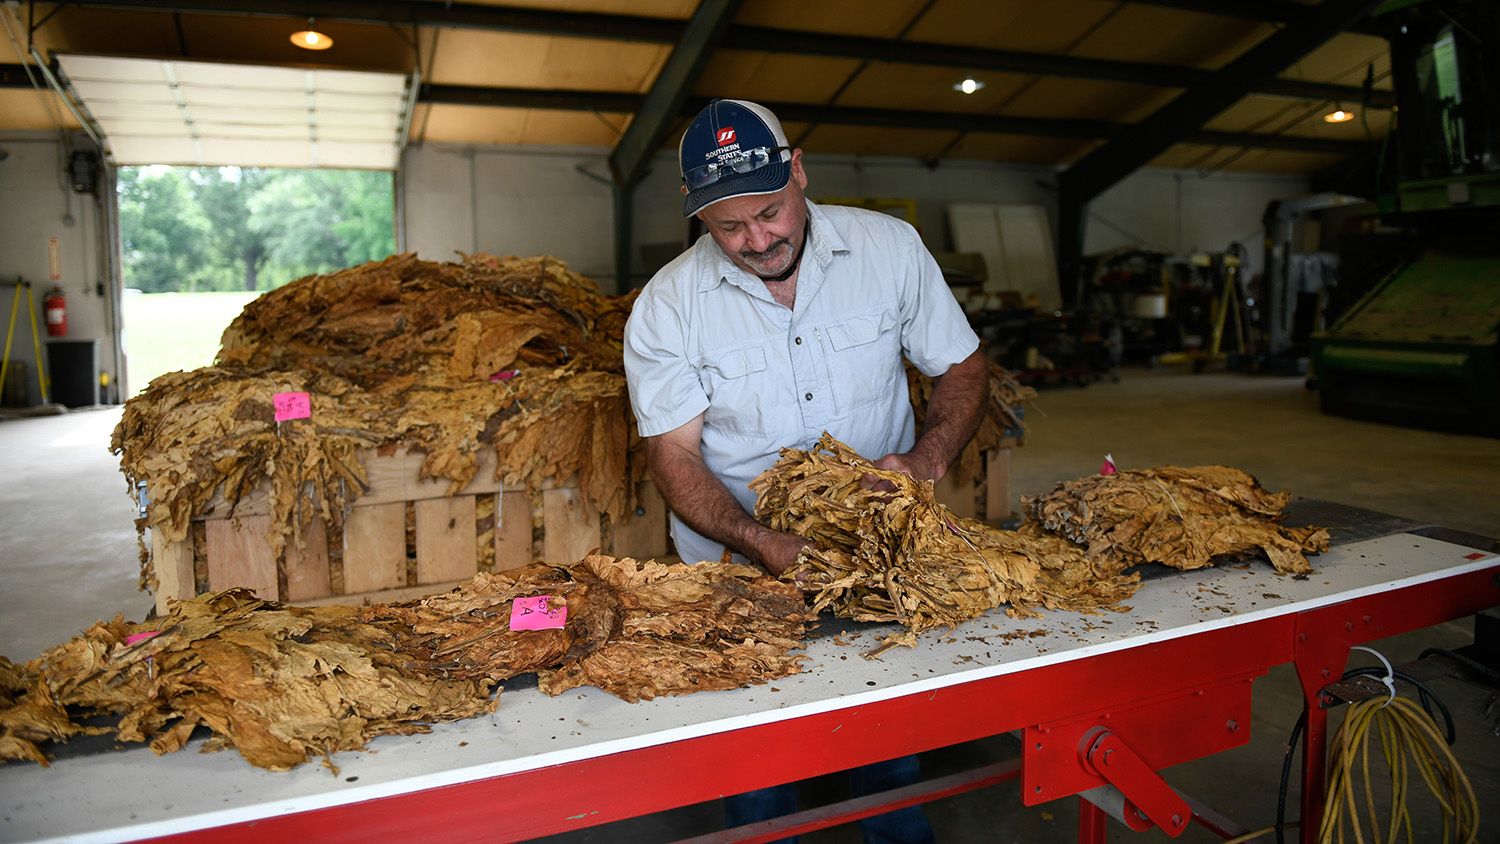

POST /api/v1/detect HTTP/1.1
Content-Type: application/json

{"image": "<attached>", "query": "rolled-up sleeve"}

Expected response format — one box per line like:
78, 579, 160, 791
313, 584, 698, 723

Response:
897, 229, 980, 377
624, 294, 710, 437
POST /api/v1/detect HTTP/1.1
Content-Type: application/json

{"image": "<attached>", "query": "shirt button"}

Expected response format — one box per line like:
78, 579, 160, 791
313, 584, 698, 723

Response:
804, 392, 813, 401
794, 336, 802, 345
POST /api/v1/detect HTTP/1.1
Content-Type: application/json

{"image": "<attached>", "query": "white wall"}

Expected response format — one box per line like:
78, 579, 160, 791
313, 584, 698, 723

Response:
401, 140, 1308, 294
0, 132, 120, 406
1087, 168, 1309, 281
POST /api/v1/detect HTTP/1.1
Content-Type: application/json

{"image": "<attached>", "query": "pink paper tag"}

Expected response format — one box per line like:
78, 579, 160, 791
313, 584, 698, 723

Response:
273, 391, 311, 422
490, 369, 519, 382
1100, 453, 1117, 476
509, 596, 567, 631
273, 395, 310, 422
125, 631, 160, 646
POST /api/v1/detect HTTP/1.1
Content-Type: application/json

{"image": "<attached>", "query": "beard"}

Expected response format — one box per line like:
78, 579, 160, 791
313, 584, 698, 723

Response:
740, 238, 795, 279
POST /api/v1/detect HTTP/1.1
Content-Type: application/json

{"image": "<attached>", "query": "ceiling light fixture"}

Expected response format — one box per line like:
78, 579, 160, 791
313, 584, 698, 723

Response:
1324, 107, 1354, 123
953, 77, 985, 95
291, 18, 333, 51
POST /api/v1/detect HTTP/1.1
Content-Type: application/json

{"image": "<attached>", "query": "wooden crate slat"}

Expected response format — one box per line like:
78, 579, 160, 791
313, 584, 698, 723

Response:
152, 529, 196, 615
284, 518, 332, 602
343, 502, 407, 593
204, 516, 278, 600
606, 480, 668, 560
541, 487, 600, 564
986, 447, 1012, 522
495, 490, 534, 571
190, 448, 501, 519
415, 495, 479, 584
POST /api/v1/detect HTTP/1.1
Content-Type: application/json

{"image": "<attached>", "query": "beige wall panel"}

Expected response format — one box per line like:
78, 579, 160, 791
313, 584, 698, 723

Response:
911, 0, 1122, 52
798, 124, 953, 158
1281, 33, 1392, 86
695, 52, 863, 103
427, 31, 554, 87
946, 133, 1094, 165
1071, 7, 1272, 69
518, 110, 634, 146
0, 90, 79, 131
421, 105, 530, 145
1001, 78, 1174, 122
474, 0, 695, 16
734, 0, 933, 38
535, 38, 671, 91
1149, 144, 1340, 174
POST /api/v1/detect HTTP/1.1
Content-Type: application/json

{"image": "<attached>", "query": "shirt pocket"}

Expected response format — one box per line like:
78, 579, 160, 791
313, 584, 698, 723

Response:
696, 343, 772, 437
823, 305, 903, 413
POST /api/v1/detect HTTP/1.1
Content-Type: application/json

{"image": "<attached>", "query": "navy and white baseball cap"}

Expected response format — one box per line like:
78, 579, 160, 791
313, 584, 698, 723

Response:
679, 99, 792, 217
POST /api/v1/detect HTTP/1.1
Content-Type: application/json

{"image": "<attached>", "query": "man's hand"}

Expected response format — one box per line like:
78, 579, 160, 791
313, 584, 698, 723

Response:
870, 449, 936, 488
746, 528, 812, 576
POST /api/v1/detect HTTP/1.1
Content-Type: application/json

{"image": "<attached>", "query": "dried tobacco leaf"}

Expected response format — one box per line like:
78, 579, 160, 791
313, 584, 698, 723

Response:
536, 556, 813, 701
1022, 466, 1328, 575
752, 434, 1137, 653
1, 556, 811, 770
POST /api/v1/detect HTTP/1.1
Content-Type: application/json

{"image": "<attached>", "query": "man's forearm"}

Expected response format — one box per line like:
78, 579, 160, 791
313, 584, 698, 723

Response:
645, 437, 792, 568
910, 349, 987, 481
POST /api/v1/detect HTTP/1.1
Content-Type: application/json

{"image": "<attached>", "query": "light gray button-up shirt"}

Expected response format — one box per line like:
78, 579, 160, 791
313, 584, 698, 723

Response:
623, 200, 979, 564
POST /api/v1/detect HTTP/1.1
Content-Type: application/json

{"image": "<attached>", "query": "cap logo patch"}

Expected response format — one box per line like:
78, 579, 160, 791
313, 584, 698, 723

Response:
716, 127, 737, 146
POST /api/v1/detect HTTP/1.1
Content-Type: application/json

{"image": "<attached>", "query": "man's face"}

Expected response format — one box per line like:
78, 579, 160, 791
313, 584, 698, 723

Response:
697, 150, 809, 280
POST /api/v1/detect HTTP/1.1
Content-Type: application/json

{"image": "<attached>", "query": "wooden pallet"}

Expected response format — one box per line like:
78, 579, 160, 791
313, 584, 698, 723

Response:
149, 444, 1014, 614
149, 448, 668, 614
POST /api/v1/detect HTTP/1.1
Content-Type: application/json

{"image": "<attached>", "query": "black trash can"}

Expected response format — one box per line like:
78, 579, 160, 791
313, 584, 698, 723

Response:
46, 339, 99, 407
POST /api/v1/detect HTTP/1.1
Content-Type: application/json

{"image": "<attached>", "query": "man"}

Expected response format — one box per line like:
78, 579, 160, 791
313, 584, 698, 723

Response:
623, 99, 986, 843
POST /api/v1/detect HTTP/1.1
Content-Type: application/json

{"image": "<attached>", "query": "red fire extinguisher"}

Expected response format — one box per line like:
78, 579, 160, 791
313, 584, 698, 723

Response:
43, 285, 66, 337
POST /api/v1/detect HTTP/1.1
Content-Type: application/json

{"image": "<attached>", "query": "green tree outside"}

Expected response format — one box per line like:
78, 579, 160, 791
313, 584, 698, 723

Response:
117, 165, 395, 395
117, 165, 395, 293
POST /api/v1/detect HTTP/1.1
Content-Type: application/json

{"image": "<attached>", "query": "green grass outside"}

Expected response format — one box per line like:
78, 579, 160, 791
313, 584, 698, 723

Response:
122, 290, 262, 397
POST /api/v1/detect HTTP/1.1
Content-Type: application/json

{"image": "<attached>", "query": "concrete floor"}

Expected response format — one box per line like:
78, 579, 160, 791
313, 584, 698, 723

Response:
1, 370, 1496, 842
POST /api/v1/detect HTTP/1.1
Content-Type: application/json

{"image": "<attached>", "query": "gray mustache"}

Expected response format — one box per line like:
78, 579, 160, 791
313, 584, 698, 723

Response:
741, 239, 789, 261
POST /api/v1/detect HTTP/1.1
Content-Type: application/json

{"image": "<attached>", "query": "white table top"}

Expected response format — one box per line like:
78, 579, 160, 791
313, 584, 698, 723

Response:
2, 530, 1494, 843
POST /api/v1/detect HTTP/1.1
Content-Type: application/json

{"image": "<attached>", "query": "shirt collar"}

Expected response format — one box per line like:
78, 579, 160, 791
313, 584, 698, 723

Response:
699, 199, 849, 293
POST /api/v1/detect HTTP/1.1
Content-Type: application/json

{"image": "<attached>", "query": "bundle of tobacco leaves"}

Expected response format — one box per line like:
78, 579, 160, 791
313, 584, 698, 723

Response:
363, 554, 811, 701
534, 555, 813, 702
113, 253, 641, 587
752, 434, 1136, 653
906, 358, 1035, 488
0, 556, 811, 770
1022, 466, 1328, 575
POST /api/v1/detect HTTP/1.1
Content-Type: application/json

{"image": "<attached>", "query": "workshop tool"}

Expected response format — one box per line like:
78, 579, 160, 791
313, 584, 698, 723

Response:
1, 277, 51, 405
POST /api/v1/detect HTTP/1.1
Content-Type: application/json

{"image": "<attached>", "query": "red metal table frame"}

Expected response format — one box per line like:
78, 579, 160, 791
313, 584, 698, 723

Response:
141, 556, 1499, 844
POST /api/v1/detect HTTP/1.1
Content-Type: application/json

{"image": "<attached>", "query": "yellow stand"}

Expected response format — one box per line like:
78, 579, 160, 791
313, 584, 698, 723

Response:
1, 279, 51, 405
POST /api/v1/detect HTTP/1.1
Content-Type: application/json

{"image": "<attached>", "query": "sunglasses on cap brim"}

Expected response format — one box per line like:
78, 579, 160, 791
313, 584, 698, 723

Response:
682, 146, 790, 191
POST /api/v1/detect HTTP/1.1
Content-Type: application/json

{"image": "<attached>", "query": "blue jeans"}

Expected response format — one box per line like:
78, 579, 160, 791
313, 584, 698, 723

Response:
722, 755, 936, 844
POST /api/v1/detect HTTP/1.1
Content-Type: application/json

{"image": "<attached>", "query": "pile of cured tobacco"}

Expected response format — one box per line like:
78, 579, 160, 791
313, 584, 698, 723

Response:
1022, 466, 1329, 575
112, 252, 1032, 594
751, 434, 1137, 653
113, 253, 641, 586
0, 556, 810, 771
